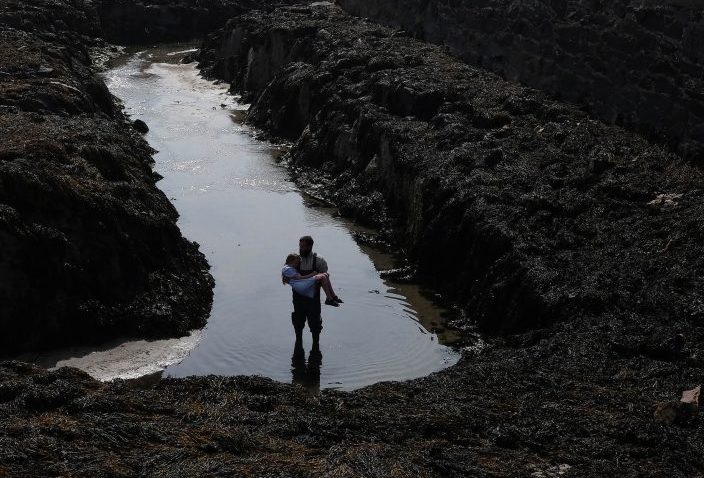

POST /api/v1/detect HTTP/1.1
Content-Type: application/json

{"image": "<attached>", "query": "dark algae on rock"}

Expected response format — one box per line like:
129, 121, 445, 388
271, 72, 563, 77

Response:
96, 0, 302, 44
339, 0, 704, 164
0, 0, 214, 354
0, 1, 703, 476
1, 331, 703, 476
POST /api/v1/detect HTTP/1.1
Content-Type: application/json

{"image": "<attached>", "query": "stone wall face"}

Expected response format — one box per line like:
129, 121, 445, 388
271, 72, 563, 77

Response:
338, 0, 704, 163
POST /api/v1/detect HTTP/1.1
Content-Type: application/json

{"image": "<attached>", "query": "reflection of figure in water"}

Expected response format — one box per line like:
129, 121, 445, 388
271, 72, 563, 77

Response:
281, 236, 337, 350
291, 343, 322, 393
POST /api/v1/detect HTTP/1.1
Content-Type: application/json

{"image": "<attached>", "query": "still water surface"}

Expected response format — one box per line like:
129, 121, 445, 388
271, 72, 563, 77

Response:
24, 46, 460, 391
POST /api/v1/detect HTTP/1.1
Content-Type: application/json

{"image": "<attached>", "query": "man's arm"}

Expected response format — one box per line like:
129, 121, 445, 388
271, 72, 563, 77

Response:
316, 256, 328, 273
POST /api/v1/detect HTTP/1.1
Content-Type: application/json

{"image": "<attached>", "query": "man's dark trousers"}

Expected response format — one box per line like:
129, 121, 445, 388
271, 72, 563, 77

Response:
291, 288, 322, 336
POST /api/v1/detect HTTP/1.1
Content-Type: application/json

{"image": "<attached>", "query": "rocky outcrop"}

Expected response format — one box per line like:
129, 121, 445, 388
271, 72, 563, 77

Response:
338, 0, 704, 164
197, 4, 704, 336
96, 0, 302, 44
0, 0, 214, 354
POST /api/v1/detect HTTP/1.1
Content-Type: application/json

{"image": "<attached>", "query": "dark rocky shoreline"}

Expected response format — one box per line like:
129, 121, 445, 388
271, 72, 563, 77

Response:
0, 0, 214, 354
96, 0, 301, 44
1, 1, 703, 476
339, 0, 704, 164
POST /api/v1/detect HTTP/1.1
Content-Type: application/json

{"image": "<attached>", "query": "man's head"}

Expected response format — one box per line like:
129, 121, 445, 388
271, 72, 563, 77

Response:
299, 235, 314, 257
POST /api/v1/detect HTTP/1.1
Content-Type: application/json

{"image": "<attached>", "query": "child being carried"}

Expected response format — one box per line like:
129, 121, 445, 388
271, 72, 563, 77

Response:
282, 253, 343, 307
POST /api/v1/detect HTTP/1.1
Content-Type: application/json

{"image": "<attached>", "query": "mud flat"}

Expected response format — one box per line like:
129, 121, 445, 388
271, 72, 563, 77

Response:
0, 2, 703, 476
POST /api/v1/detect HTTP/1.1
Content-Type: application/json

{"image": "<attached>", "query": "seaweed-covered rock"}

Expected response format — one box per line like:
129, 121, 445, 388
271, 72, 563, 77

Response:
96, 0, 304, 44
1, 343, 703, 477
132, 118, 149, 133
0, 0, 213, 353
339, 0, 704, 164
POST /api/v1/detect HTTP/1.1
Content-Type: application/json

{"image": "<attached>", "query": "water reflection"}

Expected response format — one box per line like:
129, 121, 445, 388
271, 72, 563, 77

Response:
291, 341, 322, 394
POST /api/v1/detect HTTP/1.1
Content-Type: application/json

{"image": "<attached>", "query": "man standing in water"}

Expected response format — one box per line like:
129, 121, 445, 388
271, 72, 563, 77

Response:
284, 235, 328, 391
287, 235, 328, 351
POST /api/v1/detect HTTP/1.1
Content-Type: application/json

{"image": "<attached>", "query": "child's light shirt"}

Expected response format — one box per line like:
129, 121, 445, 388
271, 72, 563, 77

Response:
281, 265, 316, 298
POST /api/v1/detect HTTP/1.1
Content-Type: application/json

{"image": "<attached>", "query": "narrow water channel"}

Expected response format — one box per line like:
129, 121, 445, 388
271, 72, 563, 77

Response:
21, 45, 460, 391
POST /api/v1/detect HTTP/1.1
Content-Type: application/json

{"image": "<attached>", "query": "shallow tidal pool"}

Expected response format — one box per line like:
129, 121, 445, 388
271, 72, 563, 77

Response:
19, 45, 460, 391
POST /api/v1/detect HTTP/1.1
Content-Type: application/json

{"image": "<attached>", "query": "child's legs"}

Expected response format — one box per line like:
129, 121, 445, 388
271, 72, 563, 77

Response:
292, 278, 317, 299
315, 273, 336, 298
